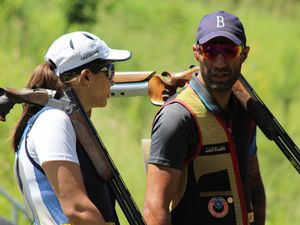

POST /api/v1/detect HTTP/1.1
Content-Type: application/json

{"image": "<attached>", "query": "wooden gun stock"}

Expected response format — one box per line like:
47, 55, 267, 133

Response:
148, 66, 199, 106
114, 71, 156, 83
0, 87, 52, 121
111, 67, 199, 105
70, 110, 113, 180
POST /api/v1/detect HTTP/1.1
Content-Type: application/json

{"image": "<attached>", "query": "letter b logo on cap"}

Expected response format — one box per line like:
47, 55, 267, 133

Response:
216, 16, 225, 28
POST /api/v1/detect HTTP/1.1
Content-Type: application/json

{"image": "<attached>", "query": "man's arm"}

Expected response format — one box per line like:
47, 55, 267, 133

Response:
248, 154, 266, 225
144, 164, 182, 225
144, 103, 195, 225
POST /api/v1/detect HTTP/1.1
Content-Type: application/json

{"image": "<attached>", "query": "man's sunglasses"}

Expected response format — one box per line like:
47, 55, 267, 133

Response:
94, 64, 115, 81
199, 44, 243, 60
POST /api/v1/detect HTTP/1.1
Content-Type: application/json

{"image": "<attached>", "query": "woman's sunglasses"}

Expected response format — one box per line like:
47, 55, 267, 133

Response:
94, 64, 115, 81
199, 44, 243, 60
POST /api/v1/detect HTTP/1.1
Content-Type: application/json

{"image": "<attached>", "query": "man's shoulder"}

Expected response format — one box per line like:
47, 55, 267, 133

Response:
159, 101, 192, 119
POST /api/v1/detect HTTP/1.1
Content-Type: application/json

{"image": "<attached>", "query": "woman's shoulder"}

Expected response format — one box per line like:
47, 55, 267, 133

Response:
33, 107, 73, 130
38, 107, 70, 120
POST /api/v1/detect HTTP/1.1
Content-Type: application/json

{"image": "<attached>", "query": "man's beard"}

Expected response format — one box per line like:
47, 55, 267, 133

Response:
203, 74, 239, 91
201, 67, 241, 92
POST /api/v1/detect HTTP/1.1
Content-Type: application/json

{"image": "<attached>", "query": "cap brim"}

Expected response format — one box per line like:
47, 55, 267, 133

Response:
197, 31, 242, 45
104, 49, 132, 62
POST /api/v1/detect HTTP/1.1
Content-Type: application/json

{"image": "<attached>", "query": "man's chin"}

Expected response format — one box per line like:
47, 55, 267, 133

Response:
209, 83, 232, 92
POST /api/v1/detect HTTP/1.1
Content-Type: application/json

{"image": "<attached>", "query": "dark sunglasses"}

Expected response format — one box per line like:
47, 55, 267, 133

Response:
94, 64, 115, 81
199, 44, 243, 60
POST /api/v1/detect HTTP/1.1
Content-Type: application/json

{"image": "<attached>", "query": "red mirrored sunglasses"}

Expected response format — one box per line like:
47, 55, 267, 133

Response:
199, 43, 243, 60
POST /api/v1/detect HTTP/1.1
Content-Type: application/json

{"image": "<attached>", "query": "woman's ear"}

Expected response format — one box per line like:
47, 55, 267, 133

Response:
79, 69, 90, 85
192, 44, 200, 61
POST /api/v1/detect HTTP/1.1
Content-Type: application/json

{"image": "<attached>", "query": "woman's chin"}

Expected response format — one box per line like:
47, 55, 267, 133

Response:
97, 100, 107, 108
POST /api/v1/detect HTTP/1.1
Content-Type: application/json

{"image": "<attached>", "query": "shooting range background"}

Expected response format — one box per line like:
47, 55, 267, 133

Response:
0, 0, 299, 224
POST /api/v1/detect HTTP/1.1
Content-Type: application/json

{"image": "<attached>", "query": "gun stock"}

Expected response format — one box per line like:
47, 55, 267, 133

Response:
0, 88, 52, 121
148, 66, 199, 106
111, 67, 199, 105
114, 71, 156, 83
69, 110, 113, 180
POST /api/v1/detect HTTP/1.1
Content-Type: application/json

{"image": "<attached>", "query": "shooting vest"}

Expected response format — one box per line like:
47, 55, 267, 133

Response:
167, 79, 254, 225
16, 107, 118, 225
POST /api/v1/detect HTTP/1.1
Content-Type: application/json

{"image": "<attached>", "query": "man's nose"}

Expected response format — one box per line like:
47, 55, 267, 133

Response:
213, 54, 227, 68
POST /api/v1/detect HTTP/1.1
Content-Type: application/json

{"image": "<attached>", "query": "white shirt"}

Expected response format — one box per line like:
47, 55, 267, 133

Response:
14, 108, 78, 225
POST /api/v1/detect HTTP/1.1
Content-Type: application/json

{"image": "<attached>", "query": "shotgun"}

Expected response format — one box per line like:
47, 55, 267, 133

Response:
111, 71, 156, 98
0, 87, 146, 225
238, 76, 300, 173
112, 66, 199, 105
112, 66, 300, 174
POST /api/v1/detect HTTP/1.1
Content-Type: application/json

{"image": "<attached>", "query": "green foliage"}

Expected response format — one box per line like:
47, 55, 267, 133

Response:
0, 0, 300, 224
64, 0, 98, 26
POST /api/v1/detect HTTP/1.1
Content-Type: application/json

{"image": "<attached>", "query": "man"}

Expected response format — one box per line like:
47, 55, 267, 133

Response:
144, 10, 266, 225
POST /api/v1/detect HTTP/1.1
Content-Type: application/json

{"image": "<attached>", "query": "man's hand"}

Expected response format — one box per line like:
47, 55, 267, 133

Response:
232, 81, 251, 109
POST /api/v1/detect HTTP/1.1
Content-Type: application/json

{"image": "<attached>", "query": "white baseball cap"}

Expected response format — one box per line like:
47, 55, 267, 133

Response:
44, 31, 132, 76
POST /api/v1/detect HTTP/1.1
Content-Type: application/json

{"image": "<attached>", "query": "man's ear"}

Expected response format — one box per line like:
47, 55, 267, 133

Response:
241, 46, 250, 63
192, 44, 201, 61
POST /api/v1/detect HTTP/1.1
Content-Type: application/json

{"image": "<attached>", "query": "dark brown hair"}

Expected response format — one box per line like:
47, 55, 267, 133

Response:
11, 63, 65, 151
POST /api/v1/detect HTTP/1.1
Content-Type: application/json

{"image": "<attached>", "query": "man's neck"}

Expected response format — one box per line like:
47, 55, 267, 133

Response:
199, 76, 231, 111
210, 90, 231, 111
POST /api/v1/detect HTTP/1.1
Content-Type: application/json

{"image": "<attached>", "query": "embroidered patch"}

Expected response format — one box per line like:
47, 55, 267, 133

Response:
208, 197, 229, 218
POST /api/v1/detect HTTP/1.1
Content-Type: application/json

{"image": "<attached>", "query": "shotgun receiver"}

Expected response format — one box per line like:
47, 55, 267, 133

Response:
113, 66, 300, 174
0, 87, 146, 225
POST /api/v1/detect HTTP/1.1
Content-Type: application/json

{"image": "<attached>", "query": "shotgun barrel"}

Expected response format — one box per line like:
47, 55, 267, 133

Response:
110, 81, 149, 97
239, 75, 300, 174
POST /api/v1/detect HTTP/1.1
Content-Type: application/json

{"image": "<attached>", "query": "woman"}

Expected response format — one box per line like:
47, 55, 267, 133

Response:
12, 31, 131, 225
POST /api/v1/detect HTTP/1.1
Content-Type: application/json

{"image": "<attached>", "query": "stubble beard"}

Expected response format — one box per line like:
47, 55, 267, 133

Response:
203, 73, 240, 91
200, 65, 241, 92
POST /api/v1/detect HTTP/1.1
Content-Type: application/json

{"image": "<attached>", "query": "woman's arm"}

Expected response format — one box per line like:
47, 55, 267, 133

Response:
43, 160, 106, 225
